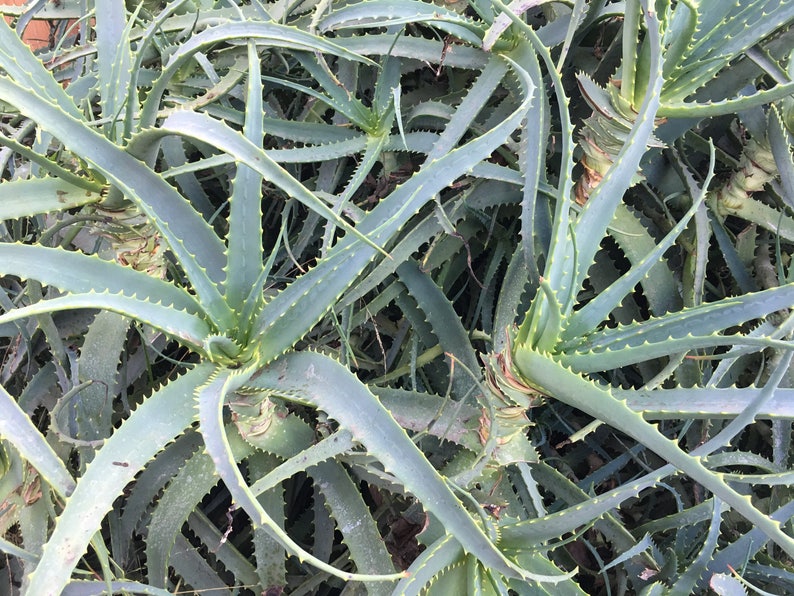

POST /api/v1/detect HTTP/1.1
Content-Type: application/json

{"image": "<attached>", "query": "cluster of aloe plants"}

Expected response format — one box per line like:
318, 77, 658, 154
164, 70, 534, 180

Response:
1, 0, 794, 594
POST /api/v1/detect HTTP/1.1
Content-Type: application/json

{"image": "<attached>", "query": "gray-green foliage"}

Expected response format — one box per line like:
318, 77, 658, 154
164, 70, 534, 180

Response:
1, 0, 794, 594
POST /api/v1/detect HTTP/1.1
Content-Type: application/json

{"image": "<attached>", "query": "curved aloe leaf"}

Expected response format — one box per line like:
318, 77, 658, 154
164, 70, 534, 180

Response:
511, 346, 794, 560
0, 293, 212, 353
311, 459, 398, 592
0, 385, 75, 497
396, 534, 464, 595
0, 178, 101, 219
319, 0, 485, 47
243, 351, 572, 583
0, 78, 233, 329
150, 111, 387, 255
335, 33, 488, 69
565, 283, 794, 355
140, 20, 376, 126
562, 333, 793, 373
145, 431, 253, 588
0, 244, 202, 314
25, 363, 217, 596
195, 365, 408, 583
0, 18, 82, 118
115, 431, 204, 566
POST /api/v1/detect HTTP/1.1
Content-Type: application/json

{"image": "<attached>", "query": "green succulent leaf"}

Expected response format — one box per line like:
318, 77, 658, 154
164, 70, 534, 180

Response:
0, 78, 233, 329
243, 351, 574, 584
25, 363, 217, 596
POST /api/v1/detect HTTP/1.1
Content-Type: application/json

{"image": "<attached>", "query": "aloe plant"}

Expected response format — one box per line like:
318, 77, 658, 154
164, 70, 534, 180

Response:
479, 1, 794, 592
327, 1, 794, 592
3, 1, 794, 594
0, 1, 589, 592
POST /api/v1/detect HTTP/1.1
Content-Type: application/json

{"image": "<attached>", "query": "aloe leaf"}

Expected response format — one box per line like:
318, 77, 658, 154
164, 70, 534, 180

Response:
335, 33, 488, 70
0, 384, 75, 497
311, 460, 397, 591
0, 292, 212, 353
617, 386, 794, 419
512, 461, 657, 575
94, 0, 136, 138
426, 58, 508, 161
140, 20, 375, 127
672, 498, 723, 596
255, 131, 436, 163
0, 535, 36, 563
260, 74, 373, 132
244, 351, 571, 583
168, 532, 230, 592
341, 181, 525, 311
0, 178, 101, 219
291, 52, 376, 130
611, 203, 683, 315
563, 152, 711, 339
0, 79, 232, 328
396, 534, 465, 596
145, 449, 218, 588
248, 430, 355, 497
373, 387, 481, 451
186, 510, 260, 587
511, 346, 794, 560
61, 580, 175, 596
508, 553, 587, 596
195, 365, 407, 583
494, 2, 576, 346
563, 333, 793, 373
115, 430, 204, 567
152, 110, 386, 255
662, 0, 794, 103
0, 18, 82, 119
75, 311, 129, 443
261, 118, 361, 144
158, 49, 248, 120
121, 0, 191, 140
225, 42, 266, 312
246, 452, 287, 590
252, 55, 535, 363
509, 40, 547, 278
320, 0, 485, 47
319, 132, 390, 254
145, 431, 253, 588
566, 283, 794, 355
492, 246, 534, 351
0, 244, 203, 314
567, 6, 664, 302
499, 468, 662, 547
703, 499, 794, 592
0, 133, 104, 191
397, 260, 480, 400
768, 106, 794, 210
25, 363, 217, 595
659, 80, 794, 118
